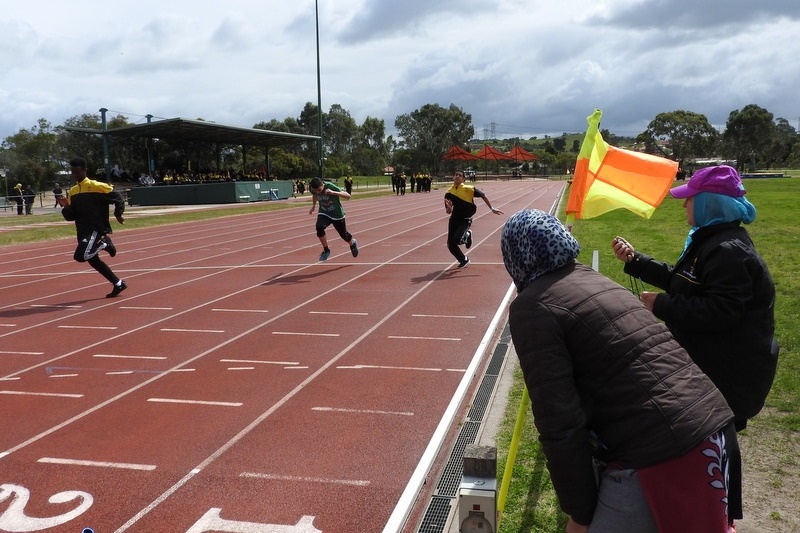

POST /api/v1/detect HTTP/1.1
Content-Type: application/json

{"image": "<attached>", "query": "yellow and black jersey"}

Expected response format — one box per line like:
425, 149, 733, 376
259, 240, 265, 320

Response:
62, 178, 125, 236
445, 184, 485, 219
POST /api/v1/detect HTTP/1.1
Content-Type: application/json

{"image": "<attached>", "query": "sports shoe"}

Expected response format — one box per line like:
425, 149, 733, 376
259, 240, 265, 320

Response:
350, 239, 359, 258
106, 280, 127, 298
103, 236, 117, 257
319, 249, 331, 261
464, 230, 472, 249
458, 257, 470, 268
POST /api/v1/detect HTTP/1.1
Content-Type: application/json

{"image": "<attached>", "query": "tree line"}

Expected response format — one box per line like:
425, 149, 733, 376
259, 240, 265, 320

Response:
1, 101, 797, 195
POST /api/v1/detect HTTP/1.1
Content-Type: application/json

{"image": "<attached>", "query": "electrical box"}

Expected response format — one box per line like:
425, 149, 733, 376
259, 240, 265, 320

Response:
458, 477, 497, 532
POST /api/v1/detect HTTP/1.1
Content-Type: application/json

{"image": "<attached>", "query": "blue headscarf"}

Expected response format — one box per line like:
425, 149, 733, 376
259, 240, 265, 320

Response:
501, 209, 580, 292
680, 192, 757, 258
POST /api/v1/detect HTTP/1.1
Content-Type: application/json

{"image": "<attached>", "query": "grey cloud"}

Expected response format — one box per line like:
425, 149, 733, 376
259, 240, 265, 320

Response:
596, 0, 800, 30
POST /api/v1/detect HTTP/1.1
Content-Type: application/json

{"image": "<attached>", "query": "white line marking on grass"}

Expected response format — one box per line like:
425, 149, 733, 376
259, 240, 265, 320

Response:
147, 398, 242, 407
240, 472, 370, 487
38, 457, 156, 471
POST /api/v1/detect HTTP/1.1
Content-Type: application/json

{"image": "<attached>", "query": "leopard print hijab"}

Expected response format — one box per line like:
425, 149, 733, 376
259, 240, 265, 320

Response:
501, 209, 580, 292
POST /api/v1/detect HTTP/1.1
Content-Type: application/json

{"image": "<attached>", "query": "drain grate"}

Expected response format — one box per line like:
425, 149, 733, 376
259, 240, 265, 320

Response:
417, 496, 454, 533
416, 329, 511, 532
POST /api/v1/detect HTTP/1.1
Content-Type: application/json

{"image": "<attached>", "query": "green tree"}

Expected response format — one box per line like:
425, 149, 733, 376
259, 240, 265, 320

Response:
641, 110, 719, 167
394, 103, 474, 175
352, 116, 387, 175
324, 104, 357, 160
723, 104, 774, 171
0, 118, 60, 193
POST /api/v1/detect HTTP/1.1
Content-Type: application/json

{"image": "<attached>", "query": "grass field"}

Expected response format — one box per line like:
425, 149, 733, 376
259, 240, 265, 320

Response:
495, 177, 800, 532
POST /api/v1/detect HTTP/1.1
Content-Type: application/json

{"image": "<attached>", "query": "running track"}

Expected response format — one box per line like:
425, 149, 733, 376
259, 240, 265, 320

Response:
0, 180, 563, 533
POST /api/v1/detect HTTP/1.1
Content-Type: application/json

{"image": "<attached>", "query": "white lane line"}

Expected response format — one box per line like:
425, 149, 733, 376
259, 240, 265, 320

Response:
94, 354, 168, 360
0, 350, 44, 355
49, 374, 78, 378
309, 311, 369, 316
272, 331, 339, 337
0, 323, 17, 327
220, 359, 299, 366
387, 335, 461, 341
38, 457, 156, 471
337, 364, 443, 372
31, 304, 82, 309
312, 406, 414, 417
411, 313, 476, 319
160, 328, 225, 333
121, 306, 174, 310
58, 325, 118, 330
107, 371, 135, 375
147, 398, 242, 407
0, 377, 20, 381
211, 308, 270, 313
0, 390, 83, 398
239, 472, 370, 487
227, 367, 255, 371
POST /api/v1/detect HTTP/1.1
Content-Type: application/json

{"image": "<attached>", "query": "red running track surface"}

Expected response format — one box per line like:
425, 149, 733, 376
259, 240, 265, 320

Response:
0, 180, 563, 533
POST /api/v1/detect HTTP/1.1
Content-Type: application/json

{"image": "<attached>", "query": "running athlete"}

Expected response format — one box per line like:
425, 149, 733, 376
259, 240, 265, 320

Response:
308, 177, 359, 261
443, 171, 503, 268
59, 156, 127, 298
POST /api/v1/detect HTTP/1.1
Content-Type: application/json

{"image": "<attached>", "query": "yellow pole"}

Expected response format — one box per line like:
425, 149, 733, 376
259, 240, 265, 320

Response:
496, 387, 530, 527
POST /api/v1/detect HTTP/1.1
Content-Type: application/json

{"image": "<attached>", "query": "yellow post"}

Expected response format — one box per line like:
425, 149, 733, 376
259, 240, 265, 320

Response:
496, 387, 530, 527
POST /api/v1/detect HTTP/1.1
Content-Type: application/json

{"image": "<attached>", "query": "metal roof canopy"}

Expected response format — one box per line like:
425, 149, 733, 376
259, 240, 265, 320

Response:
66, 117, 320, 149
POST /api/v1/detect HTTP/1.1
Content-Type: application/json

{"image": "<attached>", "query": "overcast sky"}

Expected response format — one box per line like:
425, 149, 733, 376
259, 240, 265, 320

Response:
2, 0, 799, 144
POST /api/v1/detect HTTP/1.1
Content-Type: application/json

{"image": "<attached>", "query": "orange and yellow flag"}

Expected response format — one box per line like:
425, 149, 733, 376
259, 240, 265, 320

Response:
566, 109, 678, 222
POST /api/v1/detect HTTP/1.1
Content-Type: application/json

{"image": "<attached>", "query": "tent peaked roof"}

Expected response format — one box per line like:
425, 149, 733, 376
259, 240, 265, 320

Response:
476, 143, 514, 160
507, 144, 539, 160
441, 144, 479, 160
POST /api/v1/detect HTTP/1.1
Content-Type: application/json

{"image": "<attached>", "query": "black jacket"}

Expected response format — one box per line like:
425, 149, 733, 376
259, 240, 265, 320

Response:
61, 178, 125, 237
509, 263, 732, 525
624, 222, 777, 422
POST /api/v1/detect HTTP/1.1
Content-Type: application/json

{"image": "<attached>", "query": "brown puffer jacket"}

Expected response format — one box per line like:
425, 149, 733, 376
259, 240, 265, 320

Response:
509, 263, 732, 525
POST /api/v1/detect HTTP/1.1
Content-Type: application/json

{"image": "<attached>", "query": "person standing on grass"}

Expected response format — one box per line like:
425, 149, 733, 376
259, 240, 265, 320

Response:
443, 170, 502, 268
52, 182, 64, 207
502, 209, 739, 533
59, 156, 128, 298
308, 176, 359, 262
612, 165, 778, 433
10, 183, 24, 215
22, 184, 36, 215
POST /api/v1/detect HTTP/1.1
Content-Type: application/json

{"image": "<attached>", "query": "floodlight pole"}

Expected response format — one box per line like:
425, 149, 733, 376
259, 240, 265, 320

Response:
315, 0, 324, 179
100, 108, 111, 182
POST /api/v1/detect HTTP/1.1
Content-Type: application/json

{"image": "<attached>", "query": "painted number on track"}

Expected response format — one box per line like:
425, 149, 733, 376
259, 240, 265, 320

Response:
0, 483, 93, 532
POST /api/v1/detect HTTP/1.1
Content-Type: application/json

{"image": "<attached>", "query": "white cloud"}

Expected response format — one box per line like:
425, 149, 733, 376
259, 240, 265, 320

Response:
1, 0, 798, 142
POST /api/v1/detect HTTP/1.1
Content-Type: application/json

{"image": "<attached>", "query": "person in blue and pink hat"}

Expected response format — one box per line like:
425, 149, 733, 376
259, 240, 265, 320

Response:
612, 165, 778, 433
